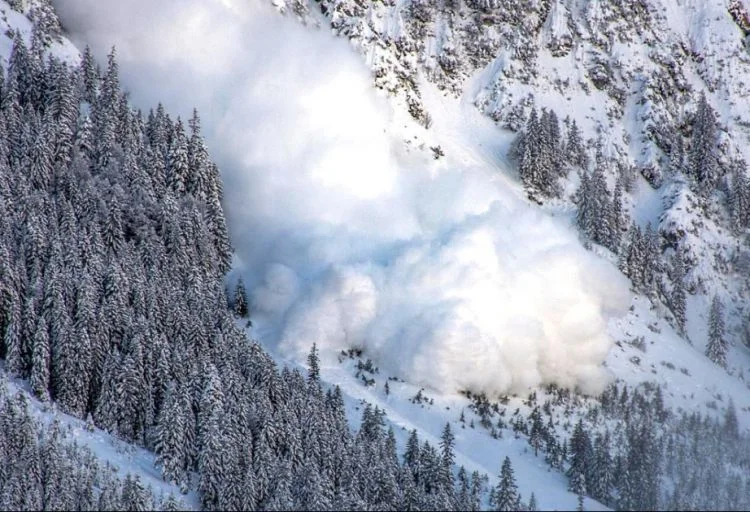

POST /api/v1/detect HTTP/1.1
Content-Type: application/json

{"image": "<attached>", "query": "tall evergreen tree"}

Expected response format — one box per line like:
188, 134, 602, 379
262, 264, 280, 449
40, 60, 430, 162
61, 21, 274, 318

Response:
730, 166, 750, 231
30, 315, 50, 402
689, 93, 720, 193
233, 278, 249, 318
167, 119, 189, 195
576, 166, 617, 252
670, 251, 688, 335
490, 457, 519, 512
439, 423, 456, 496
565, 118, 588, 169
590, 431, 613, 505
567, 419, 591, 495
155, 381, 189, 488
516, 107, 561, 198
307, 342, 321, 387
706, 295, 728, 368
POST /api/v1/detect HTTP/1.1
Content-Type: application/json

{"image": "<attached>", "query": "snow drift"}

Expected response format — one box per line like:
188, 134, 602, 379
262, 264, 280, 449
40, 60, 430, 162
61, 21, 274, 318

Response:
55, 0, 630, 395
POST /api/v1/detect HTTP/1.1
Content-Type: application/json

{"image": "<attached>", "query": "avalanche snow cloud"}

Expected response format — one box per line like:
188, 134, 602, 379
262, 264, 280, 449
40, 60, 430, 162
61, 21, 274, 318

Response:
55, 0, 630, 395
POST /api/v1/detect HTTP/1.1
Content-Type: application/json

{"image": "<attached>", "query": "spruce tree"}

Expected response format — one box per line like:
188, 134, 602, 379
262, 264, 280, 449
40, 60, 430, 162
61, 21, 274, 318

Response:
567, 420, 591, 495
689, 93, 720, 193
565, 119, 588, 169
590, 431, 613, 505
233, 278, 249, 318
730, 166, 750, 231
155, 381, 188, 487
30, 315, 50, 401
307, 342, 321, 386
79, 46, 99, 104
491, 457, 519, 512
167, 119, 189, 195
576, 166, 616, 251
610, 175, 626, 251
724, 399, 739, 439
517, 107, 561, 198
670, 251, 688, 335
439, 423, 456, 493
528, 492, 538, 511
705, 295, 728, 368
528, 406, 544, 456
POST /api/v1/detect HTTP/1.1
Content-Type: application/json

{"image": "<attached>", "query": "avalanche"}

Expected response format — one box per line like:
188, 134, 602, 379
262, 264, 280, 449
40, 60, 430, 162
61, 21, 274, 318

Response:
56, 0, 630, 396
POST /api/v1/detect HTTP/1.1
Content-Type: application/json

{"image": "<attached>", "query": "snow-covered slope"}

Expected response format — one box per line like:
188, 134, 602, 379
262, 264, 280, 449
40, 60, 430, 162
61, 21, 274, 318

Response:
0, 364, 196, 509
0, 2, 194, 507
264, 0, 750, 508
0, 0, 77, 61
279, 0, 750, 348
266, 0, 750, 399
29, 0, 750, 509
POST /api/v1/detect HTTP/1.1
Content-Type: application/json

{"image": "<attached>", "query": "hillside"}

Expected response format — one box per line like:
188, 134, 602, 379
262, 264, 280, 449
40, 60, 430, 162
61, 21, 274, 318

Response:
0, 1, 516, 511
260, 0, 750, 413
2, 0, 750, 510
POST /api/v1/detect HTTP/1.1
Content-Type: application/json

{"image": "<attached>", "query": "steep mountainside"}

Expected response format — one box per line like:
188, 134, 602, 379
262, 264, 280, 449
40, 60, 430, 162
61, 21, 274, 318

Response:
257, 1, 750, 509
4, 0, 750, 511
0, 1, 508, 511
272, 0, 750, 382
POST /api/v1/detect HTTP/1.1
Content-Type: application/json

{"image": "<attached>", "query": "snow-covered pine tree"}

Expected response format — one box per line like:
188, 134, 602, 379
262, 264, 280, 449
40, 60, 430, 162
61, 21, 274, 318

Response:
30, 315, 50, 402
705, 295, 728, 368
575, 169, 594, 245
576, 165, 617, 252
567, 419, 591, 495
28, 0, 62, 48
307, 342, 321, 387
439, 423, 456, 494
517, 107, 560, 198
541, 108, 564, 178
167, 118, 190, 195
528, 406, 544, 457
729, 165, 750, 232
689, 93, 720, 194
490, 457, 520, 512
187, 108, 211, 199
589, 431, 613, 506
154, 381, 189, 487
528, 492, 538, 511
565, 118, 588, 169
610, 175, 626, 251
79, 46, 99, 104
197, 369, 226, 511
233, 278, 249, 318
724, 399, 739, 439
670, 251, 688, 335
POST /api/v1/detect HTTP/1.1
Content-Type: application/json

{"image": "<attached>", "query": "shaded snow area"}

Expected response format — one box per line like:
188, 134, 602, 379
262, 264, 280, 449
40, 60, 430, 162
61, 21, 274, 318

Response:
56, 0, 630, 398
0, 365, 198, 509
